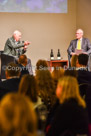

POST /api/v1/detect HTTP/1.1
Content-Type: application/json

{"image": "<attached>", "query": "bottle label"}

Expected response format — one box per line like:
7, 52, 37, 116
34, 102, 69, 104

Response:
51, 57, 54, 60
57, 57, 61, 60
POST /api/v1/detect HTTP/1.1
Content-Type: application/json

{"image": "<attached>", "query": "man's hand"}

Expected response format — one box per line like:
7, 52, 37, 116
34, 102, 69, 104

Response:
24, 45, 28, 50
24, 41, 31, 46
71, 52, 76, 56
83, 52, 88, 54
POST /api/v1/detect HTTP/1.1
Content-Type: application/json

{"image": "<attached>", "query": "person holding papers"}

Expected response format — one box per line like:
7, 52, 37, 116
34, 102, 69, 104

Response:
67, 29, 91, 67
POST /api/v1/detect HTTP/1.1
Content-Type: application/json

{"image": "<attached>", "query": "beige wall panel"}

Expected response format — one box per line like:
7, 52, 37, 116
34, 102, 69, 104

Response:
76, 0, 91, 40
0, 0, 76, 66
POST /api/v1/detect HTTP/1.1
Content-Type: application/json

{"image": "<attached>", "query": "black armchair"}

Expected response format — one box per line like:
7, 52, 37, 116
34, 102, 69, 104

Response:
68, 54, 72, 68
0, 51, 4, 80
0, 53, 16, 79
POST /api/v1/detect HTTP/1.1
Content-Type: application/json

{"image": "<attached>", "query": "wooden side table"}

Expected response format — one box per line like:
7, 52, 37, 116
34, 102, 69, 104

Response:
47, 60, 68, 71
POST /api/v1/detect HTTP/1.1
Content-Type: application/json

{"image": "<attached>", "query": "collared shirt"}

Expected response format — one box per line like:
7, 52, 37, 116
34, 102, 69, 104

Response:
15, 39, 18, 45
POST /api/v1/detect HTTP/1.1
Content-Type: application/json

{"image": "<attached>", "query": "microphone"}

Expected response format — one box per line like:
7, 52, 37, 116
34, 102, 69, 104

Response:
22, 41, 24, 43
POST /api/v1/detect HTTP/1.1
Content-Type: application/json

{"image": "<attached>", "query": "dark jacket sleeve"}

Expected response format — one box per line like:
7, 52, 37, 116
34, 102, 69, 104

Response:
67, 40, 74, 55
7, 39, 24, 49
85, 38, 91, 54
6, 38, 24, 49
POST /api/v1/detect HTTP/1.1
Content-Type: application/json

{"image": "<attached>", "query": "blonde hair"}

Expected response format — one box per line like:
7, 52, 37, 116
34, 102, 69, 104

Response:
71, 55, 78, 67
0, 93, 37, 136
58, 76, 86, 108
52, 68, 64, 80
52, 68, 64, 89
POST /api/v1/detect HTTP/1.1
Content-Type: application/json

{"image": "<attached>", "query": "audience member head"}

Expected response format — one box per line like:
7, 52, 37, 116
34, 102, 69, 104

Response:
36, 70, 56, 109
76, 29, 83, 39
71, 55, 78, 67
18, 54, 28, 66
13, 30, 21, 42
5, 62, 20, 79
18, 74, 38, 103
56, 76, 86, 108
64, 69, 78, 78
36, 70, 55, 94
77, 53, 89, 67
36, 59, 48, 71
0, 93, 37, 136
51, 67, 64, 89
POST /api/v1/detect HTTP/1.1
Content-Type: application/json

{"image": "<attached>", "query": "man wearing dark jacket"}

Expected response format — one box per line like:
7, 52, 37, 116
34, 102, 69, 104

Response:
3, 30, 33, 75
4, 30, 30, 57
0, 62, 21, 100
67, 29, 91, 67
76, 53, 91, 97
18, 54, 29, 78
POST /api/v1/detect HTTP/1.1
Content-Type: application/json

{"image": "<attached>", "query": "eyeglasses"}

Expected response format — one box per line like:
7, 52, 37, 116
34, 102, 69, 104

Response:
76, 33, 81, 34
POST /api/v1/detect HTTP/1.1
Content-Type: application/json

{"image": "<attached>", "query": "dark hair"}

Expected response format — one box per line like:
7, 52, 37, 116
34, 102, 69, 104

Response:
71, 55, 78, 67
36, 59, 48, 70
18, 54, 27, 65
78, 53, 89, 66
6, 62, 20, 77
18, 75, 38, 102
64, 69, 78, 78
